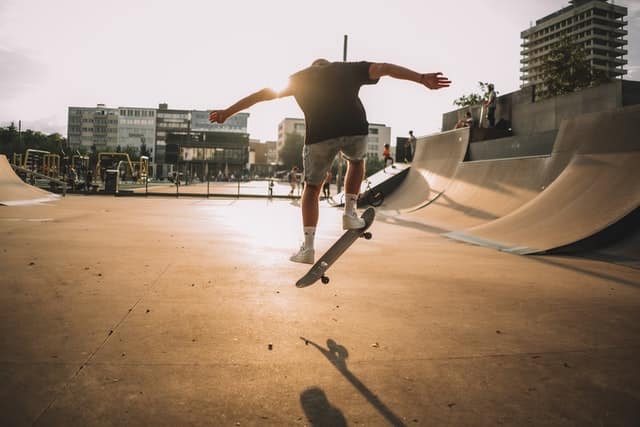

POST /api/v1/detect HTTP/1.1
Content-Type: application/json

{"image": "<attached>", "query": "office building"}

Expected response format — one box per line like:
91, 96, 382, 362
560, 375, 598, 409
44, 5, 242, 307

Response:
191, 110, 249, 133
277, 118, 305, 164
117, 107, 156, 154
277, 118, 391, 161
365, 123, 391, 159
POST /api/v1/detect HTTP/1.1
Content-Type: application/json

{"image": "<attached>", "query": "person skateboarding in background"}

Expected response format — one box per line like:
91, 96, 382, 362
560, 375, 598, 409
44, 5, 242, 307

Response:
383, 143, 394, 171
210, 59, 451, 264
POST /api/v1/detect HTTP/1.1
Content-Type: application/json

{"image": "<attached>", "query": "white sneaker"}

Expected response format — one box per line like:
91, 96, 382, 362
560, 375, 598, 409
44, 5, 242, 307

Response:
290, 245, 315, 264
342, 213, 366, 230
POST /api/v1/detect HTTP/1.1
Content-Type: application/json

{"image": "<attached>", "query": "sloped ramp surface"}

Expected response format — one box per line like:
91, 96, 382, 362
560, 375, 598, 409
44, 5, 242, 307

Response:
330, 162, 409, 207
382, 127, 469, 213
0, 155, 59, 206
447, 105, 640, 254
395, 155, 557, 231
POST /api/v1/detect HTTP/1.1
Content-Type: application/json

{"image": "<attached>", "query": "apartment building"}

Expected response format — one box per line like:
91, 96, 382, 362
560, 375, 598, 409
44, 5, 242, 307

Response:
276, 118, 305, 164
520, 0, 628, 91
67, 104, 119, 150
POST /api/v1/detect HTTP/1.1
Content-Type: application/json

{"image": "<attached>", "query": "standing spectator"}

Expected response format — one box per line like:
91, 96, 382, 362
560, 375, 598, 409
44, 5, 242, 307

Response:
85, 169, 93, 192
67, 167, 77, 191
484, 83, 497, 128
406, 130, 417, 162
322, 171, 332, 199
288, 166, 300, 197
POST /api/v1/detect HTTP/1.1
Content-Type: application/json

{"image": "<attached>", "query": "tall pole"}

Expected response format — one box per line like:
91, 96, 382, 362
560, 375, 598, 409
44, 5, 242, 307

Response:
337, 35, 348, 194
343, 34, 348, 62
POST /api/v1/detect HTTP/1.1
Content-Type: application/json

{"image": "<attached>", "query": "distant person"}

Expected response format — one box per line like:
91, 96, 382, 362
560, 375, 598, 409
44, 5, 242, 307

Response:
85, 169, 93, 192
383, 143, 394, 171
406, 130, 417, 162
209, 59, 451, 264
288, 166, 300, 197
455, 111, 474, 129
67, 167, 77, 191
484, 83, 497, 127
322, 171, 332, 199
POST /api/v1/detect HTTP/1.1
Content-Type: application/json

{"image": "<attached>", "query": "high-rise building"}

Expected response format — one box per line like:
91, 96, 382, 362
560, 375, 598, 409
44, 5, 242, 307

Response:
520, 0, 628, 90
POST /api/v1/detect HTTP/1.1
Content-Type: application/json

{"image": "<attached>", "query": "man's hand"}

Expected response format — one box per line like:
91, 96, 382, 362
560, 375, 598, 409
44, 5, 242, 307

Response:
209, 110, 227, 124
420, 72, 451, 90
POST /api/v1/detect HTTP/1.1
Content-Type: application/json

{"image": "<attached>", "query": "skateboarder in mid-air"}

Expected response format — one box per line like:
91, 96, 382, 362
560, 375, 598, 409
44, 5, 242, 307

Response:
210, 59, 451, 264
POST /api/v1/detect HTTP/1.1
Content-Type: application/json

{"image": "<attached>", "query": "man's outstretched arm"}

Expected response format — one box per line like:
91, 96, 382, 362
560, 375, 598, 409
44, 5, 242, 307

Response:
369, 63, 451, 90
209, 86, 293, 123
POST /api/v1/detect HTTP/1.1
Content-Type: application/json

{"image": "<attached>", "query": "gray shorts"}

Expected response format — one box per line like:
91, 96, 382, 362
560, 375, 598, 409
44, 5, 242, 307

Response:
303, 135, 367, 186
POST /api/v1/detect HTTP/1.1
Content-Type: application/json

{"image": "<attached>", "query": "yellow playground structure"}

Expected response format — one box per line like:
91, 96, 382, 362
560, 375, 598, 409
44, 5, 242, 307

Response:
13, 149, 61, 178
96, 152, 149, 183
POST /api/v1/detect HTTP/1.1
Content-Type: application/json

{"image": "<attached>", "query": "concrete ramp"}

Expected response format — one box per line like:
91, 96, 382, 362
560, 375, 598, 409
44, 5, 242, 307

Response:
0, 155, 59, 206
395, 155, 555, 231
447, 105, 640, 254
382, 127, 469, 212
330, 162, 409, 207
394, 125, 578, 231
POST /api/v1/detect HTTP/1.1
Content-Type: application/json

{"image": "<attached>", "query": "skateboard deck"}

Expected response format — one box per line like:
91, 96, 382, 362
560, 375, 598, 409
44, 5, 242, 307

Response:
296, 207, 375, 288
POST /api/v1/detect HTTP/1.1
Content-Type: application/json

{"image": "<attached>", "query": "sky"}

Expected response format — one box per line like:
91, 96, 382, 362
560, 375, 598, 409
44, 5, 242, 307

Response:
0, 0, 638, 144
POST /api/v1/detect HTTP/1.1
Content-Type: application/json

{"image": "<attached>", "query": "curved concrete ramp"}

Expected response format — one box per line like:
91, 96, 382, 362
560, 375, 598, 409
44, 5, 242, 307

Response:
396, 155, 556, 231
0, 155, 59, 206
447, 105, 640, 254
382, 127, 469, 213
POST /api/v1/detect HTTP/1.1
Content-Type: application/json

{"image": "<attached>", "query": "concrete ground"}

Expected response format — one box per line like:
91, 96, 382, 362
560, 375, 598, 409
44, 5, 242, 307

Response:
1, 196, 639, 426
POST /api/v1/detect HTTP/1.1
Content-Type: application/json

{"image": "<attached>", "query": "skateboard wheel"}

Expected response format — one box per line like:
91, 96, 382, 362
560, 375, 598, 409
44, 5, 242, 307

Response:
321, 276, 330, 285
363, 232, 372, 240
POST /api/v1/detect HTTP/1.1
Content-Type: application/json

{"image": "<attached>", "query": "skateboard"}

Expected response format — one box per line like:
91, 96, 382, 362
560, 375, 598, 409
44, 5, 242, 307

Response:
296, 207, 375, 288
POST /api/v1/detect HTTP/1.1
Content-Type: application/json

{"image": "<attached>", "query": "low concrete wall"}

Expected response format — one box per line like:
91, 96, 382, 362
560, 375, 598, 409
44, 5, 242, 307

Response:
443, 80, 638, 136
467, 130, 558, 161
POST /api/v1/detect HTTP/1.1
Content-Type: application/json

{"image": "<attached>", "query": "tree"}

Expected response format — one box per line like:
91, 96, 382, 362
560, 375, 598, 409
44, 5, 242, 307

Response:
123, 145, 140, 161
365, 155, 385, 178
0, 123, 24, 158
540, 37, 609, 98
453, 82, 493, 107
279, 132, 304, 169
0, 124, 70, 158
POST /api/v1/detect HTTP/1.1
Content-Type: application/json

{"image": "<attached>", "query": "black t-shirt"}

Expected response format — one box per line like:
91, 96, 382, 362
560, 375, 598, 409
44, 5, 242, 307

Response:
289, 61, 379, 145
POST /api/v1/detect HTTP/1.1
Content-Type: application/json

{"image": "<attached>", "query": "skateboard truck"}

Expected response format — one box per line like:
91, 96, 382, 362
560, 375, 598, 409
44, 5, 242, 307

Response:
316, 228, 373, 285
296, 207, 375, 288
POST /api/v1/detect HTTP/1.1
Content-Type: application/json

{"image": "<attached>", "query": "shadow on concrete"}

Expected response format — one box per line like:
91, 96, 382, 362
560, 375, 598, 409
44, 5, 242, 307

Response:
377, 214, 450, 235
528, 255, 640, 289
300, 387, 348, 427
300, 337, 407, 427
437, 193, 499, 222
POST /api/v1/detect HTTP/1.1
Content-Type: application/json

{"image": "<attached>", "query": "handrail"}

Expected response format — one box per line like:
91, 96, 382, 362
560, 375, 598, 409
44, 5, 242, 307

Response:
10, 164, 67, 197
